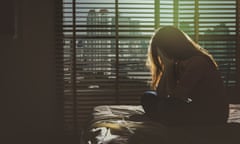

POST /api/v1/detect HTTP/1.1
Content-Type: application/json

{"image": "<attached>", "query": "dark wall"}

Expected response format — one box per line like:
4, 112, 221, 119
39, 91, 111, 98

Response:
1, 0, 62, 144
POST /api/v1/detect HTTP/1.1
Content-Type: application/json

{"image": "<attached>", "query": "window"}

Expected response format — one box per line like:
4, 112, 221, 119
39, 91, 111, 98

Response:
56, 0, 240, 137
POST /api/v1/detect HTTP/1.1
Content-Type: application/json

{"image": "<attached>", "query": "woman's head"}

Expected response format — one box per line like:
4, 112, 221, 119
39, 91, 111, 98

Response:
150, 26, 201, 60
147, 26, 216, 89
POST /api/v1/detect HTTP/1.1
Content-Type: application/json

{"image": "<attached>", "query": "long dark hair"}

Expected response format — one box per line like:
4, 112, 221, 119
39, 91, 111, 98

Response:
147, 26, 217, 89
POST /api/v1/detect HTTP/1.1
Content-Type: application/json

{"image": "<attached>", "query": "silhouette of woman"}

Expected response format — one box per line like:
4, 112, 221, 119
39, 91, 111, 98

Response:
141, 26, 229, 126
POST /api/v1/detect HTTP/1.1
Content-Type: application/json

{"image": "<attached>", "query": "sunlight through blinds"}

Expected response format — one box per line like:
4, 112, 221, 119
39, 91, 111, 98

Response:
198, 0, 237, 87
56, 0, 239, 136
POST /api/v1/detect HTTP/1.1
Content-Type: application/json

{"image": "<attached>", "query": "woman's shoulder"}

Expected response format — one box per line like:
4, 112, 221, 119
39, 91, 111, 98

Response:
180, 55, 216, 71
188, 55, 214, 65
180, 55, 207, 66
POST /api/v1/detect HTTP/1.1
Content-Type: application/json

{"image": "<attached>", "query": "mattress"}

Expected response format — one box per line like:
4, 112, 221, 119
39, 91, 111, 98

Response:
82, 104, 240, 144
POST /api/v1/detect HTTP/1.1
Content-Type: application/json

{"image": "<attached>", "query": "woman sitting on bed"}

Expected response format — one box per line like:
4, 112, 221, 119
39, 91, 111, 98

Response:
141, 26, 229, 126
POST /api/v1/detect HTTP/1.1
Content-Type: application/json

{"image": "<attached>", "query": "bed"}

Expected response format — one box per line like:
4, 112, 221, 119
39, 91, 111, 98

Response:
82, 104, 240, 144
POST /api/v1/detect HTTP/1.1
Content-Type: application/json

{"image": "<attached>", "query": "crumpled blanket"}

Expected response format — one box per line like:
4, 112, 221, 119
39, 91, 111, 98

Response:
82, 105, 240, 144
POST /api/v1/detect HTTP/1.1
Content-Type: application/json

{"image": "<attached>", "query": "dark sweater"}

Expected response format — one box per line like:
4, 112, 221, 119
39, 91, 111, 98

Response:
156, 55, 229, 125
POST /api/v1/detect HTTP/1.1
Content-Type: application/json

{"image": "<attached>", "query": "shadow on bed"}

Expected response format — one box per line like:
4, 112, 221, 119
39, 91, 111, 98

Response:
129, 114, 240, 144
82, 105, 240, 144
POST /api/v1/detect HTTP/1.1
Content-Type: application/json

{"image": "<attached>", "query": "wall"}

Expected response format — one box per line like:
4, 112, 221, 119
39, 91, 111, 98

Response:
1, 0, 62, 144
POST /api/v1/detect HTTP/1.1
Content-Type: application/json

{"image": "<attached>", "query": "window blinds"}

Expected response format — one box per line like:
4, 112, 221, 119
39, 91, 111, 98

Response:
198, 0, 237, 88
56, 0, 239, 136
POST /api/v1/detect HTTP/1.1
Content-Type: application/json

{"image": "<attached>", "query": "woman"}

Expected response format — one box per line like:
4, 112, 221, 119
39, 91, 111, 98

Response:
141, 26, 229, 126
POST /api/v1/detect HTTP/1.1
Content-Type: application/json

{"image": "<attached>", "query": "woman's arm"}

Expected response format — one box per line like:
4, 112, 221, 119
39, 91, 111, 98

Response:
157, 49, 176, 97
172, 56, 211, 100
